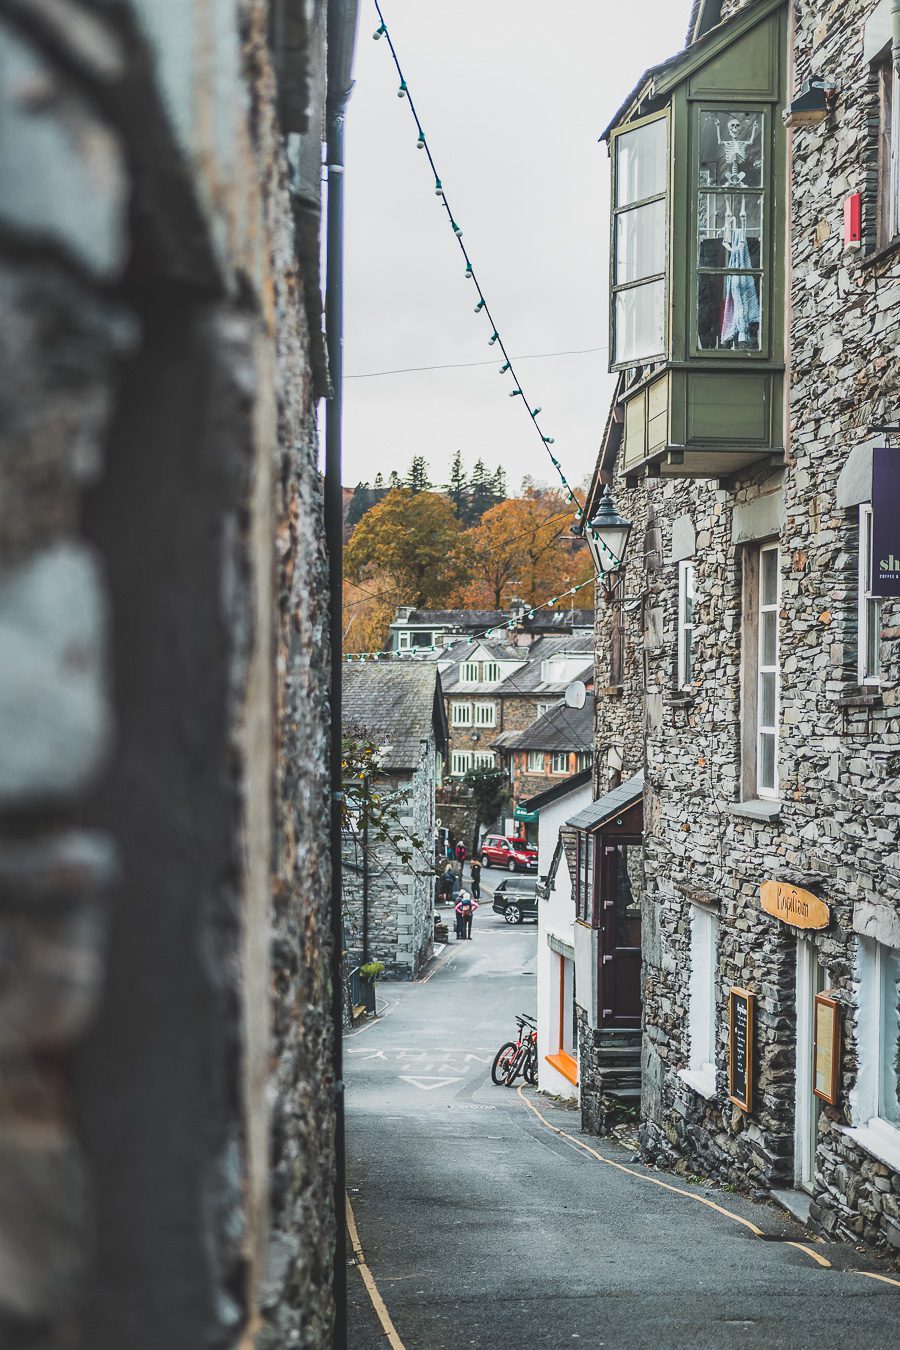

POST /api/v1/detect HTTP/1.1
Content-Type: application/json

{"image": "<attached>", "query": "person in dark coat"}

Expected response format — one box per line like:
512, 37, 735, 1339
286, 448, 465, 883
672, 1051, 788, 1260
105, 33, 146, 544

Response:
470, 858, 481, 901
439, 865, 455, 904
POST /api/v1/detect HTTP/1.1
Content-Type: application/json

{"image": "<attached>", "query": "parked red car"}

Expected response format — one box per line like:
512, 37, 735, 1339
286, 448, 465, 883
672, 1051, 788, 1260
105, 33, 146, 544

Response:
480, 834, 538, 873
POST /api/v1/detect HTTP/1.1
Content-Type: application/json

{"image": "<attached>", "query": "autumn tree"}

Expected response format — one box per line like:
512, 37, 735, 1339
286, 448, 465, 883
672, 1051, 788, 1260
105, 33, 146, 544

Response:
342, 578, 394, 653
457, 488, 592, 609
344, 488, 470, 608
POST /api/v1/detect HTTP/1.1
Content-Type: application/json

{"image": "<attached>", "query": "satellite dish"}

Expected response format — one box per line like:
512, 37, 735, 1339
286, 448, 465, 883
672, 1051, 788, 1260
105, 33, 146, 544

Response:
565, 680, 586, 709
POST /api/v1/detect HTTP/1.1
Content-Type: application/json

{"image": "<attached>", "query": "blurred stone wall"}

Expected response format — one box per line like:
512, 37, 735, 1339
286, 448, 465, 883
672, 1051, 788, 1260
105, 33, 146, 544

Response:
0, 2, 335, 1346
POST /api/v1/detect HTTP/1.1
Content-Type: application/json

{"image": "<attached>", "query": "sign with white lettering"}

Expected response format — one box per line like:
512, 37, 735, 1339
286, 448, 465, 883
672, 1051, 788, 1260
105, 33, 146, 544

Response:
872, 447, 900, 596
760, 880, 829, 930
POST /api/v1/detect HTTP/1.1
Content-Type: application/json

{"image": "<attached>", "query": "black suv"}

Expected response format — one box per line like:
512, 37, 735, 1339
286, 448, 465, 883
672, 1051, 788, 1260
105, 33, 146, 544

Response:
491, 879, 538, 925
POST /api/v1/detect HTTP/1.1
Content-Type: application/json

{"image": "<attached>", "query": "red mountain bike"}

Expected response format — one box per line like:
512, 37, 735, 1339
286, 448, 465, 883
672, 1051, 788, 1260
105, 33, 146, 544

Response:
491, 1013, 537, 1087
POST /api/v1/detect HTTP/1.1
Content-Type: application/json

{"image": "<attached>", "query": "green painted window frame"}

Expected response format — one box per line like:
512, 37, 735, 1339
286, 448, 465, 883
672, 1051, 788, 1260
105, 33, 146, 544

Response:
689, 101, 774, 361
609, 109, 670, 371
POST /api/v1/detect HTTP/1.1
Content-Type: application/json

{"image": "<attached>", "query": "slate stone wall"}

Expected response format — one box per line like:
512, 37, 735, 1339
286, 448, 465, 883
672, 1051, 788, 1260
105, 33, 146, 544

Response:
343, 750, 437, 980
593, 0, 900, 1257
0, 3, 336, 1345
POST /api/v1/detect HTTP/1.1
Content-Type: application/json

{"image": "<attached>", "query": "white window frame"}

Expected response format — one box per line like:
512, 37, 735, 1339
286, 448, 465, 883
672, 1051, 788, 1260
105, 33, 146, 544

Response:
858, 504, 882, 686
451, 702, 472, 727
550, 752, 569, 775
537, 701, 559, 717
576, 751, 591, 772
526, 751, 544, 773
450, 750, 473, 777
481, 661, 502, 684
474, 702, 496, 727
397, 631, 411, 650
847, 938, 900, 1173
459, 662, 480, 685
677, 560, 694, 691
473, 751, 495, 769
756, 543, 780, 799
680, 904, 718, 1098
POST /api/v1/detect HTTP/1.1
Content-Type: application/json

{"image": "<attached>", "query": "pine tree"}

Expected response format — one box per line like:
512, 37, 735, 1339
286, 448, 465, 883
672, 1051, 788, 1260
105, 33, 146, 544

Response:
406, 455, 432, 493
467, 459, 495, 524
373, 472, 385, 490
491, 465, 508, 500
388, 469, 402, 489
445, 450, 468, 519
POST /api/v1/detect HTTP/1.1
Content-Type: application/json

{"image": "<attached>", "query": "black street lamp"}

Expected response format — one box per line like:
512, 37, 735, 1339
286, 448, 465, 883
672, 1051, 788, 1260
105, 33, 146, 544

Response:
586, 487, 633, 576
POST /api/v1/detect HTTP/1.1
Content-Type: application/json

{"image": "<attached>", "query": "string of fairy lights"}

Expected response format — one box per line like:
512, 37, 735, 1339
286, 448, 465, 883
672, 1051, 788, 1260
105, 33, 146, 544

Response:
369, 1, 620, 571
344, 573, 596, 661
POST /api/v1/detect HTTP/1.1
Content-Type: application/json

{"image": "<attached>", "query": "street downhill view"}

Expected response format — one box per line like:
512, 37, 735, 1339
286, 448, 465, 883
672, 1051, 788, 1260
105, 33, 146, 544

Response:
4, 0, 900, 1348
346, 882, 899, 1348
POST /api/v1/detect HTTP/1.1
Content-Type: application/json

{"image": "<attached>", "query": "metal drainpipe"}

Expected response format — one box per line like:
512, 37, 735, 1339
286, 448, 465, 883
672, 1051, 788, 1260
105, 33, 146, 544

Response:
325, 3, 359, 1346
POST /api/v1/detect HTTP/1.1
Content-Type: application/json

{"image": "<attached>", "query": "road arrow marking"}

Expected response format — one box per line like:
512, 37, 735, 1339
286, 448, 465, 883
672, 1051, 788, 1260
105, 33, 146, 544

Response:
399, 1075, 462, 1091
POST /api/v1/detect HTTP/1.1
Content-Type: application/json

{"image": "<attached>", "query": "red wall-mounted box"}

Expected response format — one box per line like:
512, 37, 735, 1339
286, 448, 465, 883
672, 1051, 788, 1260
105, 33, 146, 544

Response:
844, 192, 862, 248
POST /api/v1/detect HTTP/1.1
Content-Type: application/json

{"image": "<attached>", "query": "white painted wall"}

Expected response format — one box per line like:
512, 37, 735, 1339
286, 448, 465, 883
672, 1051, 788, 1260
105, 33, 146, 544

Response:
536, 780, 591, 1099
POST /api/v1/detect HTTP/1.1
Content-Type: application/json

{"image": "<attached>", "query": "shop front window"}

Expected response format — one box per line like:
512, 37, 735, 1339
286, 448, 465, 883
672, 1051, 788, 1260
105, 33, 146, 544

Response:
697, 109, 764, 351
612, 116, 668, 366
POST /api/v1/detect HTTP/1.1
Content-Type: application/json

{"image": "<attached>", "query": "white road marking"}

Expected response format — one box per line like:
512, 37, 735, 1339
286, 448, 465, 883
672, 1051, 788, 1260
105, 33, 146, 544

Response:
398, 1075, 463, 1091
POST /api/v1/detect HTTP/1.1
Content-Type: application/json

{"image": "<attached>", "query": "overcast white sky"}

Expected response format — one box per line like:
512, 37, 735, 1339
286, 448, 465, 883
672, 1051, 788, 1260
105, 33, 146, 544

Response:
342, 0, 692, 493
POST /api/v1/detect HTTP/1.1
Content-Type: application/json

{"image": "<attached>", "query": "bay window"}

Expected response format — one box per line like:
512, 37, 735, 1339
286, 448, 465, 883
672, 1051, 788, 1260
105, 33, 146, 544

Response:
612, 115, 668, 367
696, 109, 764, 352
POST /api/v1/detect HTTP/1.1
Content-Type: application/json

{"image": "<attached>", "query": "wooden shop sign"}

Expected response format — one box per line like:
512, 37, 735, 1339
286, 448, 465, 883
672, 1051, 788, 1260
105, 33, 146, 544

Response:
813, 993, 841, 1106
760, 880, 829, 930
728, 987, 755, 1113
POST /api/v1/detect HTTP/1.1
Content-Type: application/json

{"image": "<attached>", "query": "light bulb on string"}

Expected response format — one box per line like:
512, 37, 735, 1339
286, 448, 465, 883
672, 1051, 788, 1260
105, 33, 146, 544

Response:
416, 131, 426, 149
499, 362, 510, 374
373, 23, 386, 38
398, 80, 408, 98
509, 389, 522, 398
451, 221, 462, 237
474, 299, 485, 312
465, 262, 474, 280
531, 407, 541, 417
488, 332, 498, 345
543, 436, 555, 444
434, 178, 443, 196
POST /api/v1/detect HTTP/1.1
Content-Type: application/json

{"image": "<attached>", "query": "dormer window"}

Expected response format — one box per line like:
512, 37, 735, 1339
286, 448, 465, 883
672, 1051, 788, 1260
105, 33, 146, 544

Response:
460, 662, 480, 684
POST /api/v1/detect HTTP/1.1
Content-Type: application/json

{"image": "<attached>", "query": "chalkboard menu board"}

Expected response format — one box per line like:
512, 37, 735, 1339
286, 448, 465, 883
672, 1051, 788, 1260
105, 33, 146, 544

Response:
728, 987, 755, 1112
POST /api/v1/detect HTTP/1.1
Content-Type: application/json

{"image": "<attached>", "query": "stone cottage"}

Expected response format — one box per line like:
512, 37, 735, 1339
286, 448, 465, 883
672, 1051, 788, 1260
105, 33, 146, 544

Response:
583, 0, 900, 1255
342, 662, 448, 979
502, 695, 595, 804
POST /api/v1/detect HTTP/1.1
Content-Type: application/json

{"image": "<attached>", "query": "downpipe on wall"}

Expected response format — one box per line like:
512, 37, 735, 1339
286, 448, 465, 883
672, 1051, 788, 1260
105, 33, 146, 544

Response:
325, 3, 359, 1347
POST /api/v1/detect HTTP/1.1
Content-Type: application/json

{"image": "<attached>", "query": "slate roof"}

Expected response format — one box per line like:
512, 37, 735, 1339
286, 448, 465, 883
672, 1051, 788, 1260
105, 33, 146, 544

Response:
506, 697, 594, 753
565, 772, 644, 832
523, 768, 592, 813
342, 663, 447, 771
441, 632, 594, 697
392, 607, 594, 632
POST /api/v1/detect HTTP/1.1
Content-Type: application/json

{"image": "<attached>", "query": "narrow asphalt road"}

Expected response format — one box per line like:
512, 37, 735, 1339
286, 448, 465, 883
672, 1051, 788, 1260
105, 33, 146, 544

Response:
345, 881, 899, 1349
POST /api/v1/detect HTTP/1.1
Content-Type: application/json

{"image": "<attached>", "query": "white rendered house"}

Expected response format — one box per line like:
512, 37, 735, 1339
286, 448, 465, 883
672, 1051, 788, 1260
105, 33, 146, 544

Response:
529, 771, 592, 1100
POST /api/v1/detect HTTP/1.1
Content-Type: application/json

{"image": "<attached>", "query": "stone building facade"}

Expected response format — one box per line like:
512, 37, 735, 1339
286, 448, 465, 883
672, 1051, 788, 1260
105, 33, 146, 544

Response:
586, 0, 900, 1257
342, 663, 447, 980
0, 2, 343, 1345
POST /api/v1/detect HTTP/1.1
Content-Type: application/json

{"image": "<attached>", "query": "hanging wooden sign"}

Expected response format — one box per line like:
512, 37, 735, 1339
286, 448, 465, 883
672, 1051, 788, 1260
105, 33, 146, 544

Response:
813, 993, 841, 1105
728, 987, 755, 1112
760, 880, 829, 930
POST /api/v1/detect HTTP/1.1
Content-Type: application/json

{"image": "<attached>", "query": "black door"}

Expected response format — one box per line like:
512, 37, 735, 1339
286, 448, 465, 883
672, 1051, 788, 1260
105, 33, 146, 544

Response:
598, 836, 642, 1027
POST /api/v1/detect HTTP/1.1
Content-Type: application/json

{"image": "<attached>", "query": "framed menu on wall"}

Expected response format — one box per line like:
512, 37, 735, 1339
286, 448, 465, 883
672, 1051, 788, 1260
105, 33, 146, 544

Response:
814, 993, 841, 1105
728, 987, 755, 1112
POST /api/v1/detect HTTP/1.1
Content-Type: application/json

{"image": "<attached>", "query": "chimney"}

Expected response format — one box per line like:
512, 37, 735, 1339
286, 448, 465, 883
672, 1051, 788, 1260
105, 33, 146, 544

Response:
508, 598, 533, 647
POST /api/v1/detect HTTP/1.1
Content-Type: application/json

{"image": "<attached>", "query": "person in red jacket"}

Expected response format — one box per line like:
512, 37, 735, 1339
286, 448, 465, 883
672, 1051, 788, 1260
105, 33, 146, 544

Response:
455, 891, 478, 940
454, 839, 467, 865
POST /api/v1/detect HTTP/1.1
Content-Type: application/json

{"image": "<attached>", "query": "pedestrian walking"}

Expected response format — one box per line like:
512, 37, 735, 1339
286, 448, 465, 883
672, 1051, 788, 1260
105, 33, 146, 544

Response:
455, 891, 478, 940
470, 858, 481, 901
454, 839, 467, 866
440, 864, 455, 905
